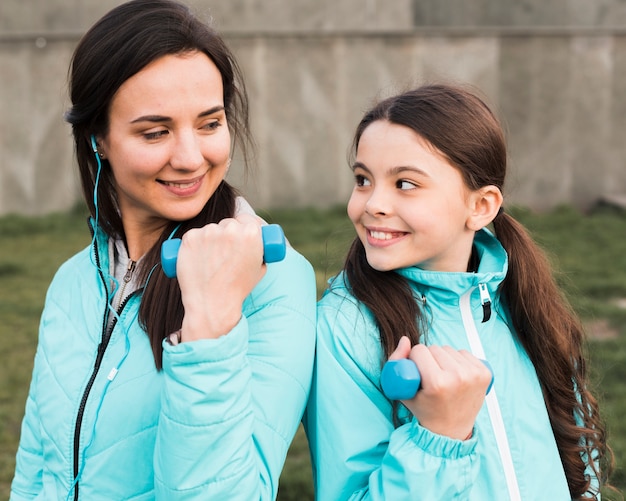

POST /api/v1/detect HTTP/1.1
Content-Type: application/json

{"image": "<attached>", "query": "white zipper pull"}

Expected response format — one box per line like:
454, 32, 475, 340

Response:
479, 283, 492, 322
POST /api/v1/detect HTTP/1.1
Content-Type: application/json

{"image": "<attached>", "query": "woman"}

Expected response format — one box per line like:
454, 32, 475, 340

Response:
11, 1, 316, 499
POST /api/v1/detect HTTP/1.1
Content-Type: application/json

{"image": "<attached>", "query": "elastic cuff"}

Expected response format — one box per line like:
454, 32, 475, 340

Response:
406, 420, 477, 459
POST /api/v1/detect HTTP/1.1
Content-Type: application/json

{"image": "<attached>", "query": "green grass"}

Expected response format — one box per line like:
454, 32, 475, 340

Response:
1, 204, 625, 499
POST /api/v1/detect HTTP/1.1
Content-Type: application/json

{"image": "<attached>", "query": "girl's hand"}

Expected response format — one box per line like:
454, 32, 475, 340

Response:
175, 214, 267, 341
388, 336, 492, 440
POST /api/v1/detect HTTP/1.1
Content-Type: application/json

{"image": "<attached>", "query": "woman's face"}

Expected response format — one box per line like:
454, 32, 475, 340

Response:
99, 51, 231, 238
347, 120, 478, 273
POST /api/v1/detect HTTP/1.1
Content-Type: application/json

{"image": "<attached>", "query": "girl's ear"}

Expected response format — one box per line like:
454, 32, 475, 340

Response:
466, 185, 503, 231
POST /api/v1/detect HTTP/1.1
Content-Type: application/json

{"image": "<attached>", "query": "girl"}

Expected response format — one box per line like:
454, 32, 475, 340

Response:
10, 1, 316, 499
306, 84, 613, 499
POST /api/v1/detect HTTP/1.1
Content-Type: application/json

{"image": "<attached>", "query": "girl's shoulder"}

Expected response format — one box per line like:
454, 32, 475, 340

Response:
317, 272, 379, 337
318, 271, 358, 310
316, 271, 385, 381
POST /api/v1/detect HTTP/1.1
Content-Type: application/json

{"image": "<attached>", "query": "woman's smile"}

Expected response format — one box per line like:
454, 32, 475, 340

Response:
157, 173, 205, 196
99, 51, 231, 240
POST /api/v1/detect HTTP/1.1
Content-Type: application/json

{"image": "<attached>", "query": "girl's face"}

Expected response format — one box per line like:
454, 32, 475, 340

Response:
99, 51, 231, 238
347, 120, 478, 273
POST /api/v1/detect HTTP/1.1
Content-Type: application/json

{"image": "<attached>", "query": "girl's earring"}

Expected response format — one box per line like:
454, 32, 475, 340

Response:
98, 151, 106, 159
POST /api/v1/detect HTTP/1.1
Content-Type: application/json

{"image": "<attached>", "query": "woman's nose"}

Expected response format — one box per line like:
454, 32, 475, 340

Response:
170, 131, 204, 171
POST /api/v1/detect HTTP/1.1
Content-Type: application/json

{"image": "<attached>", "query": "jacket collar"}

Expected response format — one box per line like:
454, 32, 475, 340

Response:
394, 228, 508, 296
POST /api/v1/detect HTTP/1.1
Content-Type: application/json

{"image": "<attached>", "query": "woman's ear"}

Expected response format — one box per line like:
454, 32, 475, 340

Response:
466, 185, 503, 231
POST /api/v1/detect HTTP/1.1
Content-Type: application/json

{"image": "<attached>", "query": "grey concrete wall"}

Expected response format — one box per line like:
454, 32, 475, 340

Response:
1, 0, 625, 215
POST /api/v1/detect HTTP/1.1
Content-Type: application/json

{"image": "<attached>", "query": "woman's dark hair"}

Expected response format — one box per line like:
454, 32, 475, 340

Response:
343, 83, 614, 499
65, 0, 252, 368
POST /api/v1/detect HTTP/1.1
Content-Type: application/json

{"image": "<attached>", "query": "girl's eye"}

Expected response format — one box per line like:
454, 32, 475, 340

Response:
144, 129, 168, 140
354, 174, 371, 187
397, 179, 417, 190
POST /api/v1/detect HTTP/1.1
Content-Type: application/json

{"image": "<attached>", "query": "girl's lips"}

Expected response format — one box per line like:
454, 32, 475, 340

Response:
158, 175, 204, 196
365, 228, 408, 246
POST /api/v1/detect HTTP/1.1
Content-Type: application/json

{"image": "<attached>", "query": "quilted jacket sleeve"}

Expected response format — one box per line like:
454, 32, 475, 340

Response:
154, 247, 316, 500
305, 292, 480, 500
10, 349, 44, 500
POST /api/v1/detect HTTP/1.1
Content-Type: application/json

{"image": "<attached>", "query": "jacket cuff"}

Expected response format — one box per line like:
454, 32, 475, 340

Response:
161, 316, 247, 366
404, 420, 477, 459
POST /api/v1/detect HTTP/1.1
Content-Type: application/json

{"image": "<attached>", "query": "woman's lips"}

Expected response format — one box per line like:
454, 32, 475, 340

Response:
158, 175, 204, 196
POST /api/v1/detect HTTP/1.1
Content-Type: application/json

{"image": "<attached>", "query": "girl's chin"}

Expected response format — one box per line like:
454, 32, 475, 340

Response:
364, 256, 397, 272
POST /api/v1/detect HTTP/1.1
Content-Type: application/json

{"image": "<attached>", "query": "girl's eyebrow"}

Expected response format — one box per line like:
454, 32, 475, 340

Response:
352, 161, 429, 178
389, 165, 430, 177
130, 105, 225, 124
351, 161, 369, 172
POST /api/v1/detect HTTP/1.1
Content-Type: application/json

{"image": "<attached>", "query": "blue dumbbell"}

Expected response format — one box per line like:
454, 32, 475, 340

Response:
381, 358, 494, 401
161, 223, 287, 279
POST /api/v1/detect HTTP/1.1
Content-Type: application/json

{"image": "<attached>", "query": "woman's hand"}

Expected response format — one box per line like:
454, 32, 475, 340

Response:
388, 336, 492, 440
175, 214, 267, 341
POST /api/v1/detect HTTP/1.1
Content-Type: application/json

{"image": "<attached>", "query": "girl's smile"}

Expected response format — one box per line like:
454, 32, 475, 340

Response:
365, 227, 410, 246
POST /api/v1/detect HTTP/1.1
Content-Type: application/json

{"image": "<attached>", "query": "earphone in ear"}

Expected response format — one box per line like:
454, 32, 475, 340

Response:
90, 134, 107, 159
90, 134, 98, 154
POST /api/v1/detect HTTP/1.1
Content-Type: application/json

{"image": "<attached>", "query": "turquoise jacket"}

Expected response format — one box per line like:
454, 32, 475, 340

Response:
306, 229, 579, 500
11, 225, 316, 500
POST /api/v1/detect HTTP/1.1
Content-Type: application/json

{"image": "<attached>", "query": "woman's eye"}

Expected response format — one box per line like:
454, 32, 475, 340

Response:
144, 130, 168, 140
397, 179, 416, 190
355, 174, 371, 187
202, 120, 221, 131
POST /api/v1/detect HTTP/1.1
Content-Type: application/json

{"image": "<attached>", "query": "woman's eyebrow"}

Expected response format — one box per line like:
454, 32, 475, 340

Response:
130, 106, 225, 124
198, 105, 226, 118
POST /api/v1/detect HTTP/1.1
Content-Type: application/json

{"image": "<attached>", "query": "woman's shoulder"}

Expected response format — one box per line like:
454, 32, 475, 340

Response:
50, 244, 94, 286
265, 245, 315, 289
243, 245, 316, 315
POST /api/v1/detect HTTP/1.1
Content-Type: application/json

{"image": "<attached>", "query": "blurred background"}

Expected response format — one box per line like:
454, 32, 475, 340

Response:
1, 0, 626, 216
1, 0, 626, 499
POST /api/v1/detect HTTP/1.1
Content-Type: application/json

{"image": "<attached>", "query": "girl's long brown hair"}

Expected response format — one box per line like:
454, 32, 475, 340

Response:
343, 84, 614, 499
65, 0, 252, 369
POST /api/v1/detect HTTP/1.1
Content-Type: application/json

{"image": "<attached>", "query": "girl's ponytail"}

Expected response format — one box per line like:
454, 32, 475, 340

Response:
492, 211, 613, 499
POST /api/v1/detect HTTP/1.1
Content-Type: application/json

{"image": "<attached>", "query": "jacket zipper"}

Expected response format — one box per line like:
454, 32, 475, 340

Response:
459, 287, 521, 500
115, 260, 137, 311
71, 235, 137, 500
478, 283, 492, 322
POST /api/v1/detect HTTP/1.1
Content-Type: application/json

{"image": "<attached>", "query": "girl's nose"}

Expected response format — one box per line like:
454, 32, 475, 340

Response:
365, 188, 390, 216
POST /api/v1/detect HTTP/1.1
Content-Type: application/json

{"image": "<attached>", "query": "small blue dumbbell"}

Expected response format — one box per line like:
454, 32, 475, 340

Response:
161, 223, 287, 279
381, 358, 494, 401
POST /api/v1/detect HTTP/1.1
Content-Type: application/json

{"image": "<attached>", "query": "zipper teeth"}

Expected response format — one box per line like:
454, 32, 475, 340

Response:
72, 235, 138, 500
459, 289, 521, 500
72, 293, 139, 500
72, 224, 147, 500
115, 260, 136, 311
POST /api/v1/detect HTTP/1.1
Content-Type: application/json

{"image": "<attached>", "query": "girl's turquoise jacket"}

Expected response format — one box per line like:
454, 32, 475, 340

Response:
305, 229, 590, 500
11, 224, 316, 500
